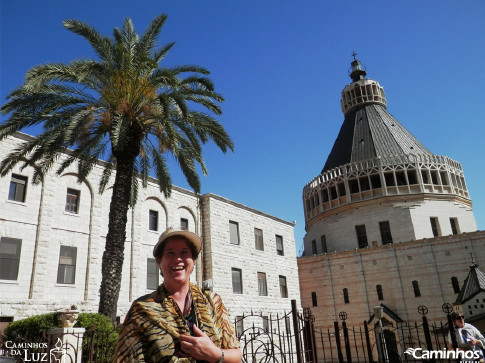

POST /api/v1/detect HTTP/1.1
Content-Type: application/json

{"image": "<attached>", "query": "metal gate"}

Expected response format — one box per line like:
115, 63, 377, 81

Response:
236, 300, 318, 363
238, 302, 460, 363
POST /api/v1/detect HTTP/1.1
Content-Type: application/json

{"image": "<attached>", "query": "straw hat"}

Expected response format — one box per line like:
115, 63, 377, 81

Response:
153, 228, 202, 259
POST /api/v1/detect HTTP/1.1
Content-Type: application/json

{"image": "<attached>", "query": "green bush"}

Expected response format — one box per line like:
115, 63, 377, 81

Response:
75, 312, 114, 332
2, 312, 119, 363
75, 313, 119, 363
3, 312, 58, 343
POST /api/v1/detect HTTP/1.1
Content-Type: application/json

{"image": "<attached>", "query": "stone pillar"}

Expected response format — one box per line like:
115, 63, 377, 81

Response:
47, 327, 85, 363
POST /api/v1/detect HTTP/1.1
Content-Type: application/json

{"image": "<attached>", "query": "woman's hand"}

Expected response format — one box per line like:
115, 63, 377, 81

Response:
180, 325, 222, 363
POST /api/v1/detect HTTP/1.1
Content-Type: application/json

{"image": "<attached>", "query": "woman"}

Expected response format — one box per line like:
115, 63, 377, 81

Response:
113, 228, 241, 362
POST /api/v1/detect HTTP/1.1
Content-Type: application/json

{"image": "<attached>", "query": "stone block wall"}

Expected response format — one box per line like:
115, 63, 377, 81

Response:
298, 231, 485, 331
201, 194, 301, 321
303, 194, 477, 255
0, 133, 299, 325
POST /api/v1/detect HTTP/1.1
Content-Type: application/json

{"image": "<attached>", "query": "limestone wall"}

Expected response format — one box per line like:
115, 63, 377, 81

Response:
201, 194, 301, 319
298, 231, 485, 330
0, 134, 299, 323
303, 195, 477, 255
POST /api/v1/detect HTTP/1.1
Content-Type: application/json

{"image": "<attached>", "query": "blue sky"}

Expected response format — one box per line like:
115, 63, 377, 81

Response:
1, 1, 484, 253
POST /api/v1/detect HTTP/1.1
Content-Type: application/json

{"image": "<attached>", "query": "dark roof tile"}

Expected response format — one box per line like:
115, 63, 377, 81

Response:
322, 104, 432, 173
455, 264, 485, 305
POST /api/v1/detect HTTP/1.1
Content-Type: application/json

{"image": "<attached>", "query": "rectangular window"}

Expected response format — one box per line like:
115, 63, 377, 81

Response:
430, 217, 440, 237
311, 292, 318, 307
229, 221, 240, 245
311, 240, 317, 254
0, 237, 22, 280
355, 225, 368, 248
65, 188, 80, 214
232, 268, 242, 294
379, 221, 393, 244
254, 228, 264, 251
343, 288, 349, 304
147, 258, 159, 290
279, 275, 288, 298
412, 280, 421, 297
276, 235, 284, 256
0, 317, 14, 337
450, 218, 459, 235
407, 170, 418, 185
321, 235, 327, 253
57, 246, 77, 284
376, 284, 384, 301
180, 218, 188, 230
257, 272, 268, 296
8, 174, 27, 202
149, 210, 159, 231
451, 277, 460, 294
235, 316, 244, 338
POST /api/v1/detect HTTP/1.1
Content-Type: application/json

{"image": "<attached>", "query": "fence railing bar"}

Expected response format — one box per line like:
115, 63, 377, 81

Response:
328, 327, 334, 363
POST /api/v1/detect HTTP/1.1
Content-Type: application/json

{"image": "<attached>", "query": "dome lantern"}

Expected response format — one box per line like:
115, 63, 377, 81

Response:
349, 51, 367, 81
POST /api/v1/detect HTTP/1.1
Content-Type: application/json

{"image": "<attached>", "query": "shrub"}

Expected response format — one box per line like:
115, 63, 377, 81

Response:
3, 313, 58, 343
75, 312, 113, 332
2, 312, 119, 363
75, 313, 119, 363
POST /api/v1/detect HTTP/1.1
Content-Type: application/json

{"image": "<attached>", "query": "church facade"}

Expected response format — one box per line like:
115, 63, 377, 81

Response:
0, 132, 300, 330
298, 56, 483, 330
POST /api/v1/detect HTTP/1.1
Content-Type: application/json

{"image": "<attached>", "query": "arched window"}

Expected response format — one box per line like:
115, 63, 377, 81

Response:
311, 292, 318, 307
343, 288, 349, 304
376, 284, 384, 301
412, 280, 421, 297
451, 277, 461, 294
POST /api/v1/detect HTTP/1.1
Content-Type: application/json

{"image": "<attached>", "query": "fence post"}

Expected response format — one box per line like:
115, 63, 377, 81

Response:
310, 320, 318, 363
447, 314, 458, 349
291, 300, 303, 363
48, 327, 85, 363
334, 321, 344, 363
364, 321, 375, 363
422, 316, 436, 363
342, 321, 352, 363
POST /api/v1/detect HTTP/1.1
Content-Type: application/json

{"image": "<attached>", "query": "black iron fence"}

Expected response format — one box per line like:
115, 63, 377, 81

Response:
1, 302, 462, 363
237, 301, 463, 363
313, 317, 457, 363
292, 303, 464, 363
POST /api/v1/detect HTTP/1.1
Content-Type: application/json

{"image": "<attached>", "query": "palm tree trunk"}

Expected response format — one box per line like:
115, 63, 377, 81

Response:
99, 129, 142, 321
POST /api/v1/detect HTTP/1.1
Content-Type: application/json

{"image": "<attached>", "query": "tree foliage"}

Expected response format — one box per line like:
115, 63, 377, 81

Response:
0, 15, 233, 320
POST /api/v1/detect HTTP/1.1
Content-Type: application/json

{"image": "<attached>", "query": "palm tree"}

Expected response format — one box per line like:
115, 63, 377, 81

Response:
0, 15, 233, 321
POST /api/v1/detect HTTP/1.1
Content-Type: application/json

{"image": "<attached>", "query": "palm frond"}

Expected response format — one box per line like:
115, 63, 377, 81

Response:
180, 76, 215, 92
99, 157, 115, 194
139, 14, 168, 55
63, 19, 113, 62
139, 145, 150, 188
185, 111, 234, 152
175, 146, 201, 193
152, 42, 175, 64
150, 147, 172, 198
121, 18, 138, 68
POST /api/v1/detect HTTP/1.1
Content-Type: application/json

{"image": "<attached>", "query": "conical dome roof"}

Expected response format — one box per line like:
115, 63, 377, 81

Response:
322, 56, 432, 173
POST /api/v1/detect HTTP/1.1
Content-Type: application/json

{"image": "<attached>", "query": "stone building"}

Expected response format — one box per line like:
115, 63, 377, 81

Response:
298, 56, 483, 331
0, 132, 300, 331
